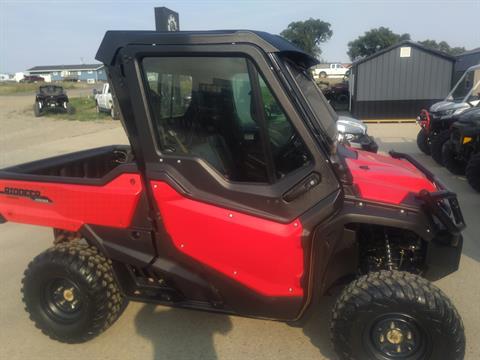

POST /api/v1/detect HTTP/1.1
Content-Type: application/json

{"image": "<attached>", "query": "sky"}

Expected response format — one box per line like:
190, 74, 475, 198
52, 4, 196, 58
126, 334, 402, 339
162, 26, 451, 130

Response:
1, 0, 479, 73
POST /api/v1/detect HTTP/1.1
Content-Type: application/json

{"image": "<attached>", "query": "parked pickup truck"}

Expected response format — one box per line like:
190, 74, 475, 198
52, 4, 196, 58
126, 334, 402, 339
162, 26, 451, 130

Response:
313, 63, 349, 79
94, 83, 118, 119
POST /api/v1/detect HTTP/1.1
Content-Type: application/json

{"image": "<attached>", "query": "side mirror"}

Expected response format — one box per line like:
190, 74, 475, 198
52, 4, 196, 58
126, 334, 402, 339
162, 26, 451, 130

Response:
337, 116, 367, 136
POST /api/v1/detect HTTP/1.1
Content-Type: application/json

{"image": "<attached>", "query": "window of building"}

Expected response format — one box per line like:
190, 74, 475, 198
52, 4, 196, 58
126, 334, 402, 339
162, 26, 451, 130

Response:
77, 71, 82, 76
142, 56, 311, 183
53, 72, 58, 76
88, 70, 93, 74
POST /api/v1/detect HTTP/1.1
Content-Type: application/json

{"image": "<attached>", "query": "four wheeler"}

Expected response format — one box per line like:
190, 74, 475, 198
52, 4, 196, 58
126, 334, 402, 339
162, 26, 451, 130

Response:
416, 64, 480, 158
442, 106, 480, 191
322, 81, 349, 105
33, 85, 74, 117
337, 115, 378, 152
0, 30, 466, 359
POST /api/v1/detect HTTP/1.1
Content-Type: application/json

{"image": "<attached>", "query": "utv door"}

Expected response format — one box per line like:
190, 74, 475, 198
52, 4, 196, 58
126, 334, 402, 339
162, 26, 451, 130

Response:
117, 44, 340, 319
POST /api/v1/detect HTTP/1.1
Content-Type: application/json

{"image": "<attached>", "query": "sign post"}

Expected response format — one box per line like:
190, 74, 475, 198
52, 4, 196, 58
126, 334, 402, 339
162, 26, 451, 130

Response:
154, 7, 180, 31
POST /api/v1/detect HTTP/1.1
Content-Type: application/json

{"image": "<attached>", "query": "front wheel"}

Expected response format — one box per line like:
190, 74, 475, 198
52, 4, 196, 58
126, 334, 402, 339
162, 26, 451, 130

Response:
466, 152, 480, 192
22, 241, 128, 343
442, 140, 466, 175
34, 102, 42, 117
430, 129, 450, 165
331, 271, 465, 360
416, 128, 430, 155
65, 102, 74, 114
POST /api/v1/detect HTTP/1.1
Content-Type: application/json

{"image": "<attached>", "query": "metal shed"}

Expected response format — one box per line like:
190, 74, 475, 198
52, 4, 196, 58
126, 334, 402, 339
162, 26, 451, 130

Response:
454, 47, 480, 83
349, 41, 455, 119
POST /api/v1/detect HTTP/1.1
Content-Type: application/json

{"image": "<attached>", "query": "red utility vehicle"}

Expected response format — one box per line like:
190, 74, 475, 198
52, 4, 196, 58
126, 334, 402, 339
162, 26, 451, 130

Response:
0, 31, 466, 359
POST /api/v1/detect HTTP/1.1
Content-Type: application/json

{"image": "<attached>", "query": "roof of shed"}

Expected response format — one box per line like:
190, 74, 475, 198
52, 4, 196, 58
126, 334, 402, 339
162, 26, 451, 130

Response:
27, 64, 104, 72
352, 40, 456, 67
456, 47, 480, 57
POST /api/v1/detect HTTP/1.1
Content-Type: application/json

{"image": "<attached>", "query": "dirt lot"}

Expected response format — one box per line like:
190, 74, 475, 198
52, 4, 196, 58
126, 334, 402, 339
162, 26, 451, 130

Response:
0, 94, 479, 360
0, 90, 127, 168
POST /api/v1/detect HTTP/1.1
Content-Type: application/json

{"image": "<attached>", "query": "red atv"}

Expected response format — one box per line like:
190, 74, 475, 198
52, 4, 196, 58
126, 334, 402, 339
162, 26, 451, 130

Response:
0, 30, 466, 359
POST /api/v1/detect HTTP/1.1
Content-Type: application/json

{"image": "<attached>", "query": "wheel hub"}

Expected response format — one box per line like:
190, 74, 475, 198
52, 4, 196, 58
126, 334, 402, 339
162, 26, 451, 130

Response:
370, 315, 424, 358
44, 278, 83, 322
62, 288, 75, 302
386, 328, 404, 345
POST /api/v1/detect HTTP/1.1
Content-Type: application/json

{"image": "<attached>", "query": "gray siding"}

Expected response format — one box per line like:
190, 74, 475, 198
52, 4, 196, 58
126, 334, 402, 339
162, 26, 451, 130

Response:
356, 46, 453, 101
455, 51, 480, 72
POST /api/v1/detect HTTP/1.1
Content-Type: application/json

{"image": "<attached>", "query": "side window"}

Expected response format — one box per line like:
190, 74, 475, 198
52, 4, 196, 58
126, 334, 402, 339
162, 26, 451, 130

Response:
258, 77, 312, 179
142, 57, 268, 183
142, 57, 311, 183
231, 73, 255, 127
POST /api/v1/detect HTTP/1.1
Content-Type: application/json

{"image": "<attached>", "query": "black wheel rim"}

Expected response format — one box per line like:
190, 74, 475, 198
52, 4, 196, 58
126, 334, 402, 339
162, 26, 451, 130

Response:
43, 278, 84, 323
367, 314, 427, 359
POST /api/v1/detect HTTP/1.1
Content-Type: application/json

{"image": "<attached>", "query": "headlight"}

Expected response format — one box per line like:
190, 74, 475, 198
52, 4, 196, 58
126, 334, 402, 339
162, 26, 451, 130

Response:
453, 108, 467, 116
439, 109, 455, 117
438, 108, 467, 118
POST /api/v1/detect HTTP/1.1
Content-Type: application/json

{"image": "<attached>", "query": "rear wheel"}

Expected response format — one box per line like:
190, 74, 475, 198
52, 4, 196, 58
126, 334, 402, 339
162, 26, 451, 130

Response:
331, 271, 465, 360
442, 140, 466, 175
430, 130, 450, 165
320, 71, 327, 78
34, 102, 42, 117
22, 241, 127, 343
416, 128, 430, 155
466, 152, 480, 192
110, 106, 118, 120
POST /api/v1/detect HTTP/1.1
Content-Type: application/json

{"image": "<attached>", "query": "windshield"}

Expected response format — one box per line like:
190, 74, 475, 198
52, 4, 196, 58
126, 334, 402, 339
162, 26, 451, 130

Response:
39, 86, 64, 95
284, 61, 338, 143
446, 66, 480, 103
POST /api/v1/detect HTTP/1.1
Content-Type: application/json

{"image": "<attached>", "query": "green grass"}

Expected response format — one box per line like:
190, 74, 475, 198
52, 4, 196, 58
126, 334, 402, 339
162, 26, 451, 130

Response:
42, 97, 111, 121
0, 81, 86, 95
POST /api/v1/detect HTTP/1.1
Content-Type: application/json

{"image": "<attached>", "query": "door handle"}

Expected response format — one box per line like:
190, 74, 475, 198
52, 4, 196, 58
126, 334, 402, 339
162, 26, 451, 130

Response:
283, 173, 321, 202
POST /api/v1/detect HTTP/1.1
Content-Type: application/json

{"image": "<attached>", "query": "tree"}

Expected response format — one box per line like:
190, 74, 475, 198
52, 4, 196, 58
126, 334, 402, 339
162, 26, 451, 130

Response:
347, 27, 410, 61
418, 40, 466, 56
280, 18, 333, 58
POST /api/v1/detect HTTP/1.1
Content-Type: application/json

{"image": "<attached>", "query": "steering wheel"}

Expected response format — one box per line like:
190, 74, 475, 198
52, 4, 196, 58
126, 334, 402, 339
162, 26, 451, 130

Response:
277, 133, 303, 162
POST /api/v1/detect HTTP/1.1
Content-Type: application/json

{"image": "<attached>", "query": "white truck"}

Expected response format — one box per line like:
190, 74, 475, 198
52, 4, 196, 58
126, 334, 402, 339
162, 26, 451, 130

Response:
312, 63, 349, 79
94, 83, 118, 119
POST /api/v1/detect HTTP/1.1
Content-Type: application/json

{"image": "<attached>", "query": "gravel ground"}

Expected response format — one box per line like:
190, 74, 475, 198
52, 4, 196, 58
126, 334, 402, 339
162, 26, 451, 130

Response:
0, 94, 479, 360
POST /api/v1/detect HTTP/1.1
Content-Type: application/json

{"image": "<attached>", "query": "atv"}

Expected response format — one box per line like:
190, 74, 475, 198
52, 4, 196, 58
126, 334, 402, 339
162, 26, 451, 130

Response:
322, 81, 349, 110
443, 106, 480, 191
416, 64, 480, 162
33, 85, 74, 117
0, 30, 466, 359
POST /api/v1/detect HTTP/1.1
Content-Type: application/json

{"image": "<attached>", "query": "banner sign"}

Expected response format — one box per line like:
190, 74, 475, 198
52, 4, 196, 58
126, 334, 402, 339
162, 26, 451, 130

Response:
155, 7, 180, 31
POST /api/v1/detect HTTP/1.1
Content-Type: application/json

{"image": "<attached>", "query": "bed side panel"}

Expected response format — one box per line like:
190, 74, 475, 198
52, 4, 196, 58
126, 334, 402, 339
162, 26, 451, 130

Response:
0, 173, 142, 231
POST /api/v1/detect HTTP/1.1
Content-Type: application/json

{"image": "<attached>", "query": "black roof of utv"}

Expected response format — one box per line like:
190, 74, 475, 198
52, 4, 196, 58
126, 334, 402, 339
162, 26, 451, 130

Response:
95, 30, 319, 68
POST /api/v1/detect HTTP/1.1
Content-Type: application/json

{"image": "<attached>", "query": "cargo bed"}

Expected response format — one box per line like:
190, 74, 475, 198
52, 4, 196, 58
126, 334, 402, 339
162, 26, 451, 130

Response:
0, 145, 136, 185
0, 145, 142, 230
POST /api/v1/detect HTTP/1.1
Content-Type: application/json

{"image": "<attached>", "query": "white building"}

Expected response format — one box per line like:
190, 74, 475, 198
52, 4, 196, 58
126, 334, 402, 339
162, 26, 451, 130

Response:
14, 72, 25, 82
